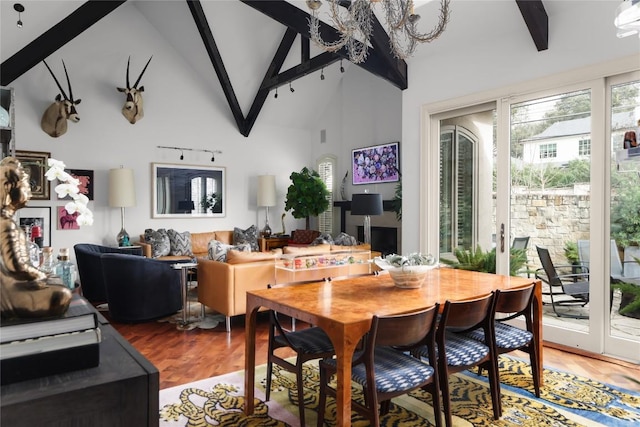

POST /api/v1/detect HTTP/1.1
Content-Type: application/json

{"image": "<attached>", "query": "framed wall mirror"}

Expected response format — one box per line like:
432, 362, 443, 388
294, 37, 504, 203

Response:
152, 163, 225, 218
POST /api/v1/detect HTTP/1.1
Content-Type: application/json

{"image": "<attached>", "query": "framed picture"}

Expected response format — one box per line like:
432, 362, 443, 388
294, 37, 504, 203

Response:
351, 142, 400, 185
15, 150, 51, 200
152, 163, 226, 218
17, 206, 51, 247
58, 169, 94, 201
57, 206, 79, 230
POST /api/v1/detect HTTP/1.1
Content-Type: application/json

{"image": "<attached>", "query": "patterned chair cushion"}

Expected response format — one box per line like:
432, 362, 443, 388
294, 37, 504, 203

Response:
208, 240, 251, 262
465, 322, 533, 350
440, 332, 490, 367
144, 228, 170, 258
167, 229, 193, 256
323, 346, 435, 394
233, 225, 259, 251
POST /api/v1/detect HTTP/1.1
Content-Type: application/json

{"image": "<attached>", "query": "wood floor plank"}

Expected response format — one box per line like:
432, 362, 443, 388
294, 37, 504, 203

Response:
111, 312, 640, 392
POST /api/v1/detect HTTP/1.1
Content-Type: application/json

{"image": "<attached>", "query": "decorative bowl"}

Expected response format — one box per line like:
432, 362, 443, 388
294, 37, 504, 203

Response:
387, 265, 437, 289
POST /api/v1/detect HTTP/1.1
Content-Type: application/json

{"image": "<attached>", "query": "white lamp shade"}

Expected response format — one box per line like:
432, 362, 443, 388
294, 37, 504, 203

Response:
109, 168, 136, 208
257, 175, 276, 207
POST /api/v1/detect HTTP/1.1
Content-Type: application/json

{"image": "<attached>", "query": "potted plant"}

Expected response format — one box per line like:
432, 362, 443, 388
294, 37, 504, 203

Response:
440, 244, 527, 277
200, 192, 222, 213
284, 167, 329, 230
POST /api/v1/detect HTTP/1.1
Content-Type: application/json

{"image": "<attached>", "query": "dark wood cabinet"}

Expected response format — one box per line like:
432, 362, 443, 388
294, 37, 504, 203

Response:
1, 323, 159, 427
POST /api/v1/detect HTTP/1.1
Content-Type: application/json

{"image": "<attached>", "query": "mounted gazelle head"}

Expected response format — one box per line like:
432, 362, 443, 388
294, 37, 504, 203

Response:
40, 60, 81, 138
117, 56, 152, 124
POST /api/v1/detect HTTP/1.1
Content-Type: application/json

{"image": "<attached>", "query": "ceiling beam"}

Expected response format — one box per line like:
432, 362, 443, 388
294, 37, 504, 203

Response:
516, 0, 548, 51
0, 0, 127, 86
240, 0, 408, 90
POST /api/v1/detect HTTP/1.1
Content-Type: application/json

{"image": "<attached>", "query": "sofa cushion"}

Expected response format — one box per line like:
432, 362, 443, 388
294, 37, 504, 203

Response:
291, 229, 320, 245
167, 229, 193, 256
283, 243, 332, 255
333, 232, 359, 246
144, 228, 171, 258
233, 225, 259, 251
226, 249, 278, 264
190, 232, 218, 255
214, 230, 233, 245
208, 240, 251, 262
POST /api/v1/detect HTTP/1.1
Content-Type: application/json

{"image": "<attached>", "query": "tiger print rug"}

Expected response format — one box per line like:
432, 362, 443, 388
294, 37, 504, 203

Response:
159, 356, 640, 426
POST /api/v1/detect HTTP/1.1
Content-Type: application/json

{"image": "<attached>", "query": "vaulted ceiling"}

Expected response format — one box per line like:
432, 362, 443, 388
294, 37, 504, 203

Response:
0, 0, 547, 136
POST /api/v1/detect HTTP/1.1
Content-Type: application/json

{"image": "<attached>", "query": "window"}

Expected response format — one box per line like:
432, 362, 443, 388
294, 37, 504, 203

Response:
317, 155, 336, 235
579, 138, 591, 156
540, 143, 557, 159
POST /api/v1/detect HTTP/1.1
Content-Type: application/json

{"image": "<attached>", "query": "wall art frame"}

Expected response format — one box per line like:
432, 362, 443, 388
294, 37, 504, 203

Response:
58, 169, 94, 201
15, 150, 51, 200
351, 142, 400, 185
18, 206, 51, 247
57, 206, 79, 230
152, 162, 226, 218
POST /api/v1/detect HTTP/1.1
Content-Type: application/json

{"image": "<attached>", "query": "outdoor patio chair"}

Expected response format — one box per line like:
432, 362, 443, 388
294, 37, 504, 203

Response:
265, 279, 334, 427
463, 283, 540, 397
316, 305, 442, 427
535, 246, 590, 319
578, 239, 640, 286
512, 236, 531, 277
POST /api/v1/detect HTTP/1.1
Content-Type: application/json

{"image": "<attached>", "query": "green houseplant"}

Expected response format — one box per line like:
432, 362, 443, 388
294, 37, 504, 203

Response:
440, 244, 527, 277
284, 167, 330, 230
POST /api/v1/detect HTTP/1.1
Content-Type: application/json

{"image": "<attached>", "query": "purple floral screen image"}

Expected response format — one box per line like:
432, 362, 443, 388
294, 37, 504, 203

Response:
352, 142, 400, 185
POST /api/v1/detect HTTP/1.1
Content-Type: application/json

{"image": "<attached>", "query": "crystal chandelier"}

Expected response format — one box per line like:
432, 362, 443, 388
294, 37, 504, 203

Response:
306, 0, 450, 64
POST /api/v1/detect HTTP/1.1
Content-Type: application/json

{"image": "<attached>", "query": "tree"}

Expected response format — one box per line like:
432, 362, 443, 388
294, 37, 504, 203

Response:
284, 167, 330, 230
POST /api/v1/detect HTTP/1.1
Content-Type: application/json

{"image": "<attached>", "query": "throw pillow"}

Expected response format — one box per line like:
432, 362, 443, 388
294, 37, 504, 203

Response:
226, 250, 278, 264
167, 229, 193, 256
333, 232, 358, 246
291, 229, 320, 244
208, 240, 251, 262
144, 228, 170, 258
233, 225, 259, 251
311, 233, 334, 246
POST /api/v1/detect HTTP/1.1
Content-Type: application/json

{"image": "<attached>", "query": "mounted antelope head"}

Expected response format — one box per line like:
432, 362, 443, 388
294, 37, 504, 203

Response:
117, 56, 152, 124
40, 60, 81, 138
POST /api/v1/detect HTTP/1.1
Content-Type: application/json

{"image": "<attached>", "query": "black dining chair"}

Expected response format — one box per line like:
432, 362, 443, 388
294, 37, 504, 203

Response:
463, 283, 540, 397
413, 293, 501, 427
265, 279, 334, 427
316, 304, 442, 427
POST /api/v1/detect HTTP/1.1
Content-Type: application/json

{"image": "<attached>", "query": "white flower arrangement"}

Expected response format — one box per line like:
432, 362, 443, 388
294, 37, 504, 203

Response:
44, 159, 93, 226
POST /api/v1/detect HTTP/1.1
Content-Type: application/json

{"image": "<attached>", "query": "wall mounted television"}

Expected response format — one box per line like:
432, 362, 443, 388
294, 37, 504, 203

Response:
351, 142, 400, 185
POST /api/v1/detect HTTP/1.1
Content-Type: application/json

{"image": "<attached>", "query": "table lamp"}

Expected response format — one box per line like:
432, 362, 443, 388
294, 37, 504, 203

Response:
351, 193, 383, 245
109, 167, 136, 247
257, 175, 276, 238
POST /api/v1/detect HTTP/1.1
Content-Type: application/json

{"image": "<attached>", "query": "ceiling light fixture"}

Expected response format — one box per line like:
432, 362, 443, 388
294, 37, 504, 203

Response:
289, 82, 294, 93
306, 0, 450, 64
320, 67, 325, 80
615, 0, 640, 38
14, 3, 24, 28
158, 145, 222, 163
340, 59, 345, 73
274, 87, 278, 99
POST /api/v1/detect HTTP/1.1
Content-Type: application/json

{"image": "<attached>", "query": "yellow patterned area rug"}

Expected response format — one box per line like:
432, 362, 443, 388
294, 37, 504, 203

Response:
159, 356, 640, 427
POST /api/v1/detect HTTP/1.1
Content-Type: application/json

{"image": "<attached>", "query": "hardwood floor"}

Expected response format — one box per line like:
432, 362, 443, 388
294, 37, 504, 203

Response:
111, 312, 640, 392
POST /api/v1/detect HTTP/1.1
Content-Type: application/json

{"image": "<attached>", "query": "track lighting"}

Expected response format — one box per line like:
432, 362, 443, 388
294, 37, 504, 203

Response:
320, 67, 325, 80
158, 146, 222, 163
289, 82, 294, 93
340, 59, 344, 73
14, 3, 24, 28
274, 87, 278, 99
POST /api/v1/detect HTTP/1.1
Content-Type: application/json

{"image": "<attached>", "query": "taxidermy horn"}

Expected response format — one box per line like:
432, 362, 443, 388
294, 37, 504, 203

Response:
40, 60, 81, 138
117, 56, 152, 124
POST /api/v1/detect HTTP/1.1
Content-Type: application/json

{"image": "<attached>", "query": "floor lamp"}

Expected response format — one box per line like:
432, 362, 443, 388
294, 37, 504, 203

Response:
351, 193, 383, 245
257, 175, 276, 238
109, 167, 136, 247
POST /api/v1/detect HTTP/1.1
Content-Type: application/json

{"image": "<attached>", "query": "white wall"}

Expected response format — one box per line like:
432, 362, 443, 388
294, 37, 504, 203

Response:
8, 3, 314, 254
401, 0, 640, 252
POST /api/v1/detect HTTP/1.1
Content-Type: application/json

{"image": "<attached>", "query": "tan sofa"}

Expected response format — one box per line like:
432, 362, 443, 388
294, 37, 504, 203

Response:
138, 230, 371, 332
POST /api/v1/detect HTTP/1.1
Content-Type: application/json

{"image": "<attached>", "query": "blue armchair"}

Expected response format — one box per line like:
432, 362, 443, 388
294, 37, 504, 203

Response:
74, 243, 143, 303
100, 253, 182, 323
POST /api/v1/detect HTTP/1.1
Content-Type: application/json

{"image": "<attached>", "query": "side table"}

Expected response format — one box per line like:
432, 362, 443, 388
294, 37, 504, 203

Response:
171, 262, 198, 330
259, 236, 290, 252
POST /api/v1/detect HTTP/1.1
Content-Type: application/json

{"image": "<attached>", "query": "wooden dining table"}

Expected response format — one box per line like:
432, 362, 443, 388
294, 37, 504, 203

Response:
244, 267, 542, 426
